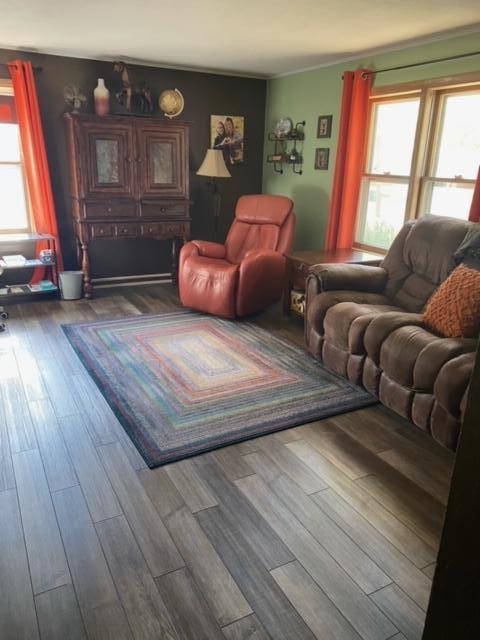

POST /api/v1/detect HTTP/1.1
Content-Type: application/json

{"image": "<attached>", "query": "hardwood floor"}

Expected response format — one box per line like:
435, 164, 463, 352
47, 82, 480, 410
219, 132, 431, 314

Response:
0, 284, 454, 640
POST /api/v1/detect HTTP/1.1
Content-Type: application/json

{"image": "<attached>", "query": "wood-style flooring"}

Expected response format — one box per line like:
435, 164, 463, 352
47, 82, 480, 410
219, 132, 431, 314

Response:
0, 284, 454, 640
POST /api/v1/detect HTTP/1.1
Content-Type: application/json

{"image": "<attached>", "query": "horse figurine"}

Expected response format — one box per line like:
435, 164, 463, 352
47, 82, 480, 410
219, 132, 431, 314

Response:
113, 61, 153, 114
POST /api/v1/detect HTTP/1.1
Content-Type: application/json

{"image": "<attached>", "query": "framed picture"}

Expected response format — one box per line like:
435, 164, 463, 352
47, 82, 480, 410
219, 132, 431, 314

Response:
315, 148, 330, 170
317, 115, 333, 138
211, 115, 244, 164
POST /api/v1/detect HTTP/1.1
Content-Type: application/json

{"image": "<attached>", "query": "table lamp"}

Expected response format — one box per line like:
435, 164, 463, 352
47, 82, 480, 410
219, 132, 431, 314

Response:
196, 149, 231, 241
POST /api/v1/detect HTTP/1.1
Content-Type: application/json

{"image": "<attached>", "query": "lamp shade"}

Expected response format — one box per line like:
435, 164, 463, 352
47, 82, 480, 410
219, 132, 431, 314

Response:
196, 149, 231, 178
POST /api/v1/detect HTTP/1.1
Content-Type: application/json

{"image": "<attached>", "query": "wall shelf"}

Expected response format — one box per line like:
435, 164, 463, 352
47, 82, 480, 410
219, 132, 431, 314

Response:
267, 120, 305, 175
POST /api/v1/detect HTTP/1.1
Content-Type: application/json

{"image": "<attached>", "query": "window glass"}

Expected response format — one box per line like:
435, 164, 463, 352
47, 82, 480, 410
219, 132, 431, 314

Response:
357, 180, 408, 250
432, 92, 480, 179
0, 164, 29, 230
368, 99, 420, 175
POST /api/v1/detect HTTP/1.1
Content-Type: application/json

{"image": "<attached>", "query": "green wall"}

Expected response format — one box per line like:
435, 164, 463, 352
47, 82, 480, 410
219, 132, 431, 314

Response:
263, 31, 480, 250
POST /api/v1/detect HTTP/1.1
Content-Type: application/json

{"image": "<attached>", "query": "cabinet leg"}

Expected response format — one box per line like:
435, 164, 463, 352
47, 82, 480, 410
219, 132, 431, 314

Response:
81, 242, 92, 298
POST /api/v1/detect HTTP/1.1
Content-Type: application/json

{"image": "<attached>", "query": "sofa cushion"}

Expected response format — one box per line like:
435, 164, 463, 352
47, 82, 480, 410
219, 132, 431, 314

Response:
413, 336, 477, 391
422, 264, 480, 338
323, 302, 400, 354
380, 325, 440, 388
382, 216, 471, 311
306, 291, 392, 337
364, 311, 424, 364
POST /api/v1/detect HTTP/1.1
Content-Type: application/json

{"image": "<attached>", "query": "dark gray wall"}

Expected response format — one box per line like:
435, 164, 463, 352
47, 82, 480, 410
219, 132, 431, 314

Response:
0, 49, 266, 277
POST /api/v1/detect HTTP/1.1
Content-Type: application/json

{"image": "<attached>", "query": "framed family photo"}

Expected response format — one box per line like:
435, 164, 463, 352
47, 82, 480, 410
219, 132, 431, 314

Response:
315, 148, 330, 170
211, 115, 245, 164
317, 115, 333, 138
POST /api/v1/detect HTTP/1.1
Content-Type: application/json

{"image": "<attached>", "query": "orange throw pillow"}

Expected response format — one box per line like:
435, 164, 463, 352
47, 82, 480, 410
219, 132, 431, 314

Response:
423, 264, 480, 338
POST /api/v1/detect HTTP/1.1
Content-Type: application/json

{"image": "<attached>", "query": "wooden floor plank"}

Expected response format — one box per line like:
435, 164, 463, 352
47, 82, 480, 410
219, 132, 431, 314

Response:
52, 485, 133, 640
236, 473, 397, 640
221, 614, 270, 640
1, 374, 38, 454
0, 489, 40, 640
166, 505, 252, 626
0, 401, 15, 492
356, 472, 444, 551
271, 560, 362, 640
194, 453, 295, 570
15, 348, 48, 402
140, 464, 253, 627
378, 447, 451, 505
312, 488, 432, 611
245, 451, 391, 594
155, 568, 224, 640
35, 584, 86, 640
211, 445, 255, 481
254, 433, 329, 493
96, 515, 178, 640
70, 373, 118, 446
370, 584, 426, 640
287, 440, 437, 567
13, 449, 71, 594
197, 506, 316, 640
29, 398, 78, 493
60, 414, 122, 522
98, 442, 184, 576
38, 356, 81, 419
422, 563, 436, 579
165, 457, 219, 512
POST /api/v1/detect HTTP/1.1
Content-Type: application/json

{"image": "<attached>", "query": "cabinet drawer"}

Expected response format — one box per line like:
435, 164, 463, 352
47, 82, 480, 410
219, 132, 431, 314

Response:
140, 201, 188, 219
84, 201, 136, 219
141, 222, 186, 238
115, 223, 138, 238
91, 223, 115, 238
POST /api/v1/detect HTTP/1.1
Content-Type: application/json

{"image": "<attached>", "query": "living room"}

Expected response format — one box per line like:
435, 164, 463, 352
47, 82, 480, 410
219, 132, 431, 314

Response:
1, 2, 480, 639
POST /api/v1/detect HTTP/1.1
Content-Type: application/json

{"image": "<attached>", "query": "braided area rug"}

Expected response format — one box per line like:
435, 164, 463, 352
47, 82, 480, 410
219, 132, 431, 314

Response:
63, 312, 375, 467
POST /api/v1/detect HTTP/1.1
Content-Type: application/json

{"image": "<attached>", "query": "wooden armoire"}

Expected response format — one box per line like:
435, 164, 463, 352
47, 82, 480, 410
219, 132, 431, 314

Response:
64, 113, 191, 297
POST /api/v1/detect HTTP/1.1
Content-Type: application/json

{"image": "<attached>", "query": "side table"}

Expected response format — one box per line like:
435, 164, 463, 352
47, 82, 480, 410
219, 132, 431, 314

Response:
284, 248, 384, 317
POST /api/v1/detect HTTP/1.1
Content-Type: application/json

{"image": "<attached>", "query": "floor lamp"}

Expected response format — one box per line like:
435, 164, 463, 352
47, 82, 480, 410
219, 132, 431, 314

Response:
196, 149, 231, 241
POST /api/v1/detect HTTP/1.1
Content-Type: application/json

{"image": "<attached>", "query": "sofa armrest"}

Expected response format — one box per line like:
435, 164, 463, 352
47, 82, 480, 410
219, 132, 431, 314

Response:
190, 240, 226, 259
308, 263, 388, 294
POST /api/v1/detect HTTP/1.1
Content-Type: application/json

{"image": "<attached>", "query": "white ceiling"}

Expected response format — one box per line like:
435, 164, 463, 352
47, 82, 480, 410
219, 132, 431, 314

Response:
1, 0, 480, 77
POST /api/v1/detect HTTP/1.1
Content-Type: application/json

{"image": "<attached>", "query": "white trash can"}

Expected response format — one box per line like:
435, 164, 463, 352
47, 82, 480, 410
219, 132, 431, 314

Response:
59, 271, 83, 300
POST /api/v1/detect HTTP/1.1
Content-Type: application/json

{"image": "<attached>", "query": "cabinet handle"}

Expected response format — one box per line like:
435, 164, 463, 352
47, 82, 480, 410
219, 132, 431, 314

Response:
160, 207, 166, 213
107, 207, 112, 213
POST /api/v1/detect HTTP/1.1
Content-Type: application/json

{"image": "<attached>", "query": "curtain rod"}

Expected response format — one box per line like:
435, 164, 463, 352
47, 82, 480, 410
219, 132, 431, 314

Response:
361, 50, 480, 78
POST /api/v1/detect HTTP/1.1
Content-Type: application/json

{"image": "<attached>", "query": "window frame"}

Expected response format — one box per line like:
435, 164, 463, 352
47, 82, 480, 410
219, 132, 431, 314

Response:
0, 78, 32, 234
354, 71, 480, 253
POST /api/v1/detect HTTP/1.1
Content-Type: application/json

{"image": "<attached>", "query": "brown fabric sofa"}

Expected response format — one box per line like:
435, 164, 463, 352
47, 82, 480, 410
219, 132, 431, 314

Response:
305, 216, 478, 450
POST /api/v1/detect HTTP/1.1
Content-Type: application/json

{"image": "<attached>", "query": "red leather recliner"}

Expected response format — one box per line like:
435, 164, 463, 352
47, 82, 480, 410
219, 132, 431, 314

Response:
178, 194, 295, 318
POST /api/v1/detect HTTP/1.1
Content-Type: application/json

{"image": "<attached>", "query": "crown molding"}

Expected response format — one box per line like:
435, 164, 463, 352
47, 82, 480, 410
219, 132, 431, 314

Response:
271, 23, 480, 79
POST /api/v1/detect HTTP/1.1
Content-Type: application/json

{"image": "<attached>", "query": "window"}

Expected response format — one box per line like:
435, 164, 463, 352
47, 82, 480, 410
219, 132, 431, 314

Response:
0, 84, 30, 233
355, 77, 480, 251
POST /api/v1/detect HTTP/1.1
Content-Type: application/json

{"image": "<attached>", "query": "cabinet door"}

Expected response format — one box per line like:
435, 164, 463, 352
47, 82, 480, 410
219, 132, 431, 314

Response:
79, 122, 135, 197
136, 123, 188, 198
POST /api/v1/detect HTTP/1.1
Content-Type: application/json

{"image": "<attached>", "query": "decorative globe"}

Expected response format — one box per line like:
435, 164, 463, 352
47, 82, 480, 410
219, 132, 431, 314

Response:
158, 89, 185, 119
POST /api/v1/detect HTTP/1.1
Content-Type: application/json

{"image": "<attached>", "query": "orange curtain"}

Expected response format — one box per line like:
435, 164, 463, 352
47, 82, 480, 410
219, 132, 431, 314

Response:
8, 60, 63, 278
468, 166, 480, 223
325, 69, 372, 250
0, 97, 15, 123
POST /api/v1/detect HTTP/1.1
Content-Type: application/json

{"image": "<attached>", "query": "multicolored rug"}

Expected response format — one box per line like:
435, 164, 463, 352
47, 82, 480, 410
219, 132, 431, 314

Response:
63, 312, 375, 467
